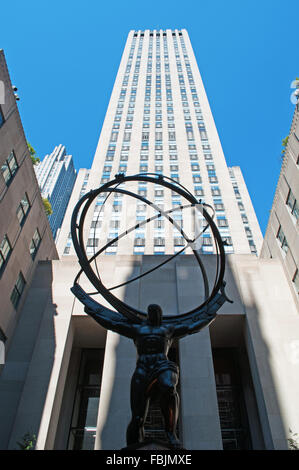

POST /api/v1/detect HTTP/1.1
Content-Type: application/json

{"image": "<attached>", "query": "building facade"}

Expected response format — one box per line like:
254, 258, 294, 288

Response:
261, 101, 299, 308
0, 50, 58, 349
58, 29, 262, 259
0, 31, 298, 451
35, 144, 76, 241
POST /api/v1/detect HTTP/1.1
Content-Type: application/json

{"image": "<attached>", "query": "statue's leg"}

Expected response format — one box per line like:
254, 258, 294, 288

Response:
126, 372, 149, 446
157, 370, 181, 448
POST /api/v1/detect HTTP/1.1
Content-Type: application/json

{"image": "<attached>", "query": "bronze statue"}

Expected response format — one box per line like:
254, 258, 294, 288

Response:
72, 284, 226, 448
71, 173, 231, 448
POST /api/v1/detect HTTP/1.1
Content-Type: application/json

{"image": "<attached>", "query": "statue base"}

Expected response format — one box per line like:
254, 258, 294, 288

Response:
122, 439, 184, 451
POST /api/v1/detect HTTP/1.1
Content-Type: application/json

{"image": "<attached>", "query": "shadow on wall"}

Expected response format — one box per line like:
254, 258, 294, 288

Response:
226, 256, 290, 450
0, 261, 57, 450
96, 254, 227, 449
97, 254, 292, 450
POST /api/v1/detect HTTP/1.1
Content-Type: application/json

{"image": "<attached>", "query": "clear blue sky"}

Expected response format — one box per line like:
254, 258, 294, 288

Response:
1, 0, 298, 234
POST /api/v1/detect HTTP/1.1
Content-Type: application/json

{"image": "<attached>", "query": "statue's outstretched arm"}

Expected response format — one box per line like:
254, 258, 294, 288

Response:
172, 310, 216, 338
71, 284, 136, 339
172, 285, 231, 339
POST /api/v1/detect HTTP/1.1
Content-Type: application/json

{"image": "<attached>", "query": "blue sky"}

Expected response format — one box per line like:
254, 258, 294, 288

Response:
1, 0, 298, 234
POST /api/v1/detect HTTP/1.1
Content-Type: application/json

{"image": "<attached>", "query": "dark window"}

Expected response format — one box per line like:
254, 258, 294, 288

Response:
87, 238, 99, 248
286, 188, 299, 220
277, 225, 288, 253
213, 349, 253, 450
212, 187, 221, 196
0, 235, 12, 272
195, 188, 204, 197
222, 237, 233, 246
217, 218, 228, 227
174, 237, 184, 246
154, 237, 165, 246
0, 106, 4, 127
16, 193, 30, 225
68, 349, 104, 450
1, 151, 18, 185
29, 228, 41, 260
202, 236, 212, 246
10, 272, 26, 308
134, 238, 145, 246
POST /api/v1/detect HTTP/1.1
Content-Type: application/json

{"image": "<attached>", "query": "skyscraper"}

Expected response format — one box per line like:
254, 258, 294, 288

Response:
35, 144, 76, 240
1, 31, 298, 452
58, 29, 262, 258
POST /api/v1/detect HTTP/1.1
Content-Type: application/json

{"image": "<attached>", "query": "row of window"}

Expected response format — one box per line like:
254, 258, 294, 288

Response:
87, 234, 233, 250
229, 170, 257, 254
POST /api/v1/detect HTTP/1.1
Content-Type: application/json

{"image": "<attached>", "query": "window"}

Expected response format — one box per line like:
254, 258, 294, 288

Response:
217, 218, 228, 227
68, 349, 104, 450
209, 176, 218, 183
16, 193, 30, 225
154, 237, 165, 246
286, 188, 299, 220
87, 238, 99, 247
211, 187, 221, 196
107, 238, 118, 247
244, 226, 252, 237
154, 219, 164, 229
29, 229, 41, 260
222, 237, 233, 246
110, 131, 118, 142
195, 187, 204, 197
1, 151, 18, 185
0, 235, 12, 272
202, 236, 213, 246
174, 237, 184, 246
249, 240, 257, 254
191, 164, 200, 171
10, 272, 26, 308
91, 221, 101, 228
277, 226, 288, 253
0, 106, 4, 127
134, 238, 145, 246
292, 270, 299, 294
193, 175, 202, 183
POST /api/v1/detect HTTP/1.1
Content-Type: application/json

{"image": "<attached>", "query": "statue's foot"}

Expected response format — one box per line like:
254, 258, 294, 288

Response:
166, 431, 181, 449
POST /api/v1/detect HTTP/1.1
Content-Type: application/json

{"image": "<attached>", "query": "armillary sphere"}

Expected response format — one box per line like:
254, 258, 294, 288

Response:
71, 173, 231, 326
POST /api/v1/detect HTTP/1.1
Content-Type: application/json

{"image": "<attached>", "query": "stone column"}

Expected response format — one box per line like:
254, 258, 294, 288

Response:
176, 260, 222, 449
95, 331, 135, 450
179, 329, 222, 449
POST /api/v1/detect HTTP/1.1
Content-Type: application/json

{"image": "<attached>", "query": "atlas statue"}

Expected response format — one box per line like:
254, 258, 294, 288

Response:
71, 173, 231, 448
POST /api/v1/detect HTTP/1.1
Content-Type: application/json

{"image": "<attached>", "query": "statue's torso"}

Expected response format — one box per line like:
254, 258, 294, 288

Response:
134, 324, 173, 356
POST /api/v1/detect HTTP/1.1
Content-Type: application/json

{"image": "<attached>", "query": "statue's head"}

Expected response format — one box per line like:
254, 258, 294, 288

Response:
147, 304, 163, 326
